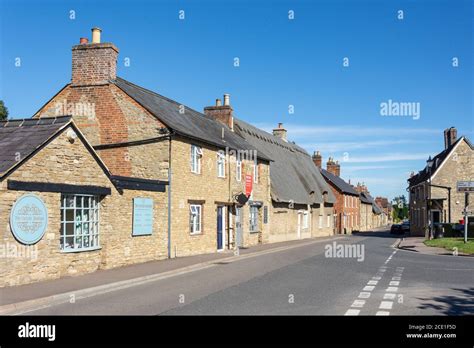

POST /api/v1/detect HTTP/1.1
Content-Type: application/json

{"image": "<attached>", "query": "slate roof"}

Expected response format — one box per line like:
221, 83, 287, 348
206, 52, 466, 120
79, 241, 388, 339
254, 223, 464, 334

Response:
113, 77, 271, 162
359, 192, 372, 204
320, 168, 359, 196
0, 116, 72, 178
408, 136, 473, 186
233, 118, 336, 205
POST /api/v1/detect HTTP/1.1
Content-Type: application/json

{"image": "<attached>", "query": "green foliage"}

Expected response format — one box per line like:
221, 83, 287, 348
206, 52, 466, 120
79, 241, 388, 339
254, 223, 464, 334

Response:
0, 100, 8, 121
391, 195, 408, 223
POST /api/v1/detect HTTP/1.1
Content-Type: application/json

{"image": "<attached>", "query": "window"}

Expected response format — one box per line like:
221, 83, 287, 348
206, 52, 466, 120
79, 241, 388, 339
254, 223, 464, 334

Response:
191, 145, 202, 174
302, 211, 309, 229
249, 205, 259, 232
217, 151, 226, 178
189, 204, 202, 234
344, 196, 347, 207
327, 214, 331, 227
60, 194, 99, 251
319, 215, 323, 229
236, 158, 242, 182
253, 160, 259, 183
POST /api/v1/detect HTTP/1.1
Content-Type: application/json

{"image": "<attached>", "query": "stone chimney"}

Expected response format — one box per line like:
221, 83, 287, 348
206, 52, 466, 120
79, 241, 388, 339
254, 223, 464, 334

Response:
312, 150, 322, 168
273, 123, 287, 142
326, 157, 340, 176
443, 127, 457, 149
72, 27, 119, 86
204, 94, 234, 131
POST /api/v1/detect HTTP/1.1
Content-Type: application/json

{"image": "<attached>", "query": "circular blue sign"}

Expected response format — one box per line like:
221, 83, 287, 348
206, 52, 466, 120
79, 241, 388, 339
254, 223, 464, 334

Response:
10, 194, 48, 245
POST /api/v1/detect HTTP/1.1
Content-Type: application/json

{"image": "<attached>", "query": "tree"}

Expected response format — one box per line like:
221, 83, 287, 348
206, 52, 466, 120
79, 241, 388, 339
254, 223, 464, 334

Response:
0, 100, 8, 121
391, 195, 408, 223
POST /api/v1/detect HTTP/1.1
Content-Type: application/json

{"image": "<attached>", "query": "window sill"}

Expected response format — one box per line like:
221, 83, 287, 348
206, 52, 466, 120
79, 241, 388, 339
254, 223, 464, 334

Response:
190, 232, 202, 236
249, 230, 259, 234
60, 246, 101, 253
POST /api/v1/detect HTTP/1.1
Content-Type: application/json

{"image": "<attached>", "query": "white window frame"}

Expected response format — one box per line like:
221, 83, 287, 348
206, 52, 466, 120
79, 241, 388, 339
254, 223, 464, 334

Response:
253, 160, 259, 184
60, 194, 100, 252
249, 205, 259, 233
217, 151, 226, 178
319, 215, 323, 229
191, 145, 202, 174
189, 204, 202, 234
236, 158, 242, 182
327, 214, 331, 228
302, 211, 309, 229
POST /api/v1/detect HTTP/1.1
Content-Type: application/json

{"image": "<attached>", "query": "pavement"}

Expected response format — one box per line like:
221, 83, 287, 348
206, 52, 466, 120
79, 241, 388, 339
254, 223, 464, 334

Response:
2, 228, 473, 315
0, 235, 343, 314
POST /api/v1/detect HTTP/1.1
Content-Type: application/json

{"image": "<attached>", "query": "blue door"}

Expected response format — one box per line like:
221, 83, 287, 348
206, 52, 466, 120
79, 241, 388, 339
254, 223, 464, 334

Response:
217, 206, 224, 250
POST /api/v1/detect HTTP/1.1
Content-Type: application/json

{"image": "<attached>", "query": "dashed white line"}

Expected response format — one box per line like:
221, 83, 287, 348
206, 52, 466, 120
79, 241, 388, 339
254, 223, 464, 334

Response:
351, 300, 366, 308
376, 311, 390, 316
345, 309, 360, 316
363, 285, 375, 292
379, 301, 393, 310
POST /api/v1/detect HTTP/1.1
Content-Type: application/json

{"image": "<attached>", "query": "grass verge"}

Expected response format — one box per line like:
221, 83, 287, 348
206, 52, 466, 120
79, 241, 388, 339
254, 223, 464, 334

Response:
424, 238, 474, 255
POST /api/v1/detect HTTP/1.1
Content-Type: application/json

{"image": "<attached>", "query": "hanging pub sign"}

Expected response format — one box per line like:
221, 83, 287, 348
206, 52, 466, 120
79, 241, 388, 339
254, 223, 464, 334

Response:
132, 197, 154, 236
245, 174, 253, 197
10, 194, 48, 245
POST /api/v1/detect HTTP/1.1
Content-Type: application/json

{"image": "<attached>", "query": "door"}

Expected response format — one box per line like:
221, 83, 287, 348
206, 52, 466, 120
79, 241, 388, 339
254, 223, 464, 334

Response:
217, 206, 225, 251
297, 211, 302, 239
235, 206, 243, 248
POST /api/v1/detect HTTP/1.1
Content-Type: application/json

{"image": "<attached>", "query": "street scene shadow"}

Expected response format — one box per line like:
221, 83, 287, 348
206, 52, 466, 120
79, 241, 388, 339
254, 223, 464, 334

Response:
352, 230, 400, 239
417, 287, 474, 315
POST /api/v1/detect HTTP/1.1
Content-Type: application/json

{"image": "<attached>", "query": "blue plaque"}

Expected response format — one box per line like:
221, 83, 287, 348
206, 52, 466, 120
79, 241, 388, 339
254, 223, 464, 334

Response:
10, 194, 48, 245
132, 198, 154, 236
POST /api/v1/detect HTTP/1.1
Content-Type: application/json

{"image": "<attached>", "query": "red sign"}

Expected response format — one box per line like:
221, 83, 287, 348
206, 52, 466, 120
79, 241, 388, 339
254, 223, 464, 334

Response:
245, 174, 253, 197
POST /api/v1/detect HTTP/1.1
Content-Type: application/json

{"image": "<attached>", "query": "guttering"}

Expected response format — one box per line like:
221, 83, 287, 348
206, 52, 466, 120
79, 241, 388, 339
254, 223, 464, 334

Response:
93, 133, 171, 150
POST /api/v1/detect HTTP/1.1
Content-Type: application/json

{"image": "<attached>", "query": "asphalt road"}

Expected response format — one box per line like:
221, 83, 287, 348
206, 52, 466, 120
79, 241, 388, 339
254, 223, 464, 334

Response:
26, 230, 474, 315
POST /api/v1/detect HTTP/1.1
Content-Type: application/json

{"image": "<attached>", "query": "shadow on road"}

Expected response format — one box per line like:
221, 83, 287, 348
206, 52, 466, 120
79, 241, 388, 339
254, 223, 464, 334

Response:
352, 230, 399, 239
417, 287, 474, 315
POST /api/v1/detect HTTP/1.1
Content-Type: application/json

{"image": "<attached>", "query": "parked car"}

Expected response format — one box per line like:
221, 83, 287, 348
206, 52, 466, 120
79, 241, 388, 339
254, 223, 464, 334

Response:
390, 224, 404, 235
401, 220, 410, 232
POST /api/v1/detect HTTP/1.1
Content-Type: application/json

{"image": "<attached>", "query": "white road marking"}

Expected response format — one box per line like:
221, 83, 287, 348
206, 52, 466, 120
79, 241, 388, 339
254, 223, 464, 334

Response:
379, 301, 393, 310
392, 276, 401, 281
345, 309, 360, 316
389, 281, 400, 286
367, 280, 378, 285
386, 286, 399, 292
383, 293, 396, 300
358, 292, 371, 299
351, 300, 366, 308
363, 285, 375, 291
376, 311, 390, 316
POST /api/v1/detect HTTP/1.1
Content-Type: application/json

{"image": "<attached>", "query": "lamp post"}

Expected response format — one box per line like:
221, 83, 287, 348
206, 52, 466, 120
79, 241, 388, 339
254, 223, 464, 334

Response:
426, 156, 434, 239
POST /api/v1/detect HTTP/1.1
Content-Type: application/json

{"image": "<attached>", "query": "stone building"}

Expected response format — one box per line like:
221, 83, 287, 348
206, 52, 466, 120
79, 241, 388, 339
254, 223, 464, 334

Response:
33, 28, 272, 257
0, 117, 168, 286
314, 153, 360, 234
408, 127, 474, 237
222, 121, 336, 242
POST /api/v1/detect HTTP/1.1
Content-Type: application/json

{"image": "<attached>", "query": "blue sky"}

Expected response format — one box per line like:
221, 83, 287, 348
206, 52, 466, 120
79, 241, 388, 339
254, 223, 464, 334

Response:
1, 0, 472, 200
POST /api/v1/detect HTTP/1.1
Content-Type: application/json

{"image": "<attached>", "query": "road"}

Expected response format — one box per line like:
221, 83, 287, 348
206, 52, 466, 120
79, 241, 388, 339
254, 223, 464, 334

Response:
26, 230, 474, 315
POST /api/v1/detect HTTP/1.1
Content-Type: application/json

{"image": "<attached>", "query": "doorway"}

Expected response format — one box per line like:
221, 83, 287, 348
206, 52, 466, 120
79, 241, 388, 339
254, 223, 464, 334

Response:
217, 206, 226, 251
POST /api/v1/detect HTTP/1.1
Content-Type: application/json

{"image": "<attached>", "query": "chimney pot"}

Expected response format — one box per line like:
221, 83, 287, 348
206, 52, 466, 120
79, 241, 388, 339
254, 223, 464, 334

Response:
80, 37, 89, 44
312, 150, 322, 168
216, 99, 222, 107
91, 27, 102, 44
273, 123, 288, 142
223, 94, 230, 106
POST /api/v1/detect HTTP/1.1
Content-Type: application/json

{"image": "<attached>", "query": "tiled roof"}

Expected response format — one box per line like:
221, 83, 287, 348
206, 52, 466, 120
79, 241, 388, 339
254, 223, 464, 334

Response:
320, 168, 359, 196
233, 118, 336, 205
113, 77, 271, 162
408, 136, 473, 186
0, 116, 72, 178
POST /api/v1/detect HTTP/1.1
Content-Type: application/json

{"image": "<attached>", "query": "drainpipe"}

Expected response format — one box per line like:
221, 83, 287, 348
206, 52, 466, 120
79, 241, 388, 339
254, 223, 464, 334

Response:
167, 134, 173, 258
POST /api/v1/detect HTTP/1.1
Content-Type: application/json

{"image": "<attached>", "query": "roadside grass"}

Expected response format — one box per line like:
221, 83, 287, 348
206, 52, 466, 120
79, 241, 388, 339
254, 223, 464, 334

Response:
424, 238, 474, 255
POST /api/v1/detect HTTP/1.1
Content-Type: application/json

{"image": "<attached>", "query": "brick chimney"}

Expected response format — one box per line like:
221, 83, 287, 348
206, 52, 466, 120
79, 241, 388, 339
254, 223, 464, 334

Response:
312, 150, 322, 168
204, 94, 234, 131
273, 123, 287, 142
326, 157, 340, 176
355, 182, 369, 194
72, 27, 119, 86
443, 127, 457, 149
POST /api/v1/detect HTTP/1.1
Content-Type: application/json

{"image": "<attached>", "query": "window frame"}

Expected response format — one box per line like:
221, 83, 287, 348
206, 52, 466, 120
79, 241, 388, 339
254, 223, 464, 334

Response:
189, 204, 202, 235
249, 205, 259, 233
236, 158, 242, 182
60, 194, 100, 253
217, 151, 226, 178
302, 211, 309, 229
191, 145, 202, 174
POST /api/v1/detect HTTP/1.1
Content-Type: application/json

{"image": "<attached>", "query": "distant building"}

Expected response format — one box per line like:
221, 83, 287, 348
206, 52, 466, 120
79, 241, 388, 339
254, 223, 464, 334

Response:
408, 127, 474, 237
